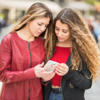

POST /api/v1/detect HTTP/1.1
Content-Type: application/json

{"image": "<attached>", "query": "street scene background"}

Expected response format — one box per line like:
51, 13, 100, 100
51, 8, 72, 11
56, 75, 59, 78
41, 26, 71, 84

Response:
0, 0, 100, 100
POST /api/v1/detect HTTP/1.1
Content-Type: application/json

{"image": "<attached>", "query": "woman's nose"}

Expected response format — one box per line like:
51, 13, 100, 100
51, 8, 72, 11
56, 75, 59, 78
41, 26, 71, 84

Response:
58, 31, 62, 37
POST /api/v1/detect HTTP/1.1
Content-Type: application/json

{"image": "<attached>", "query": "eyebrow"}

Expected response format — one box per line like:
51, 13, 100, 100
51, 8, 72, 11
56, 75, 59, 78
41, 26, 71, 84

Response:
39, 22, 44, 24
55, 26, 69, 30
55, 26, 59, 28
38, 22, 49, 25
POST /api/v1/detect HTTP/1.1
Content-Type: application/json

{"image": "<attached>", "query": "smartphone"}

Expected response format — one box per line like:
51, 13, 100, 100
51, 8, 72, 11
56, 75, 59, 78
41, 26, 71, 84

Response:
44, 60, 59, 71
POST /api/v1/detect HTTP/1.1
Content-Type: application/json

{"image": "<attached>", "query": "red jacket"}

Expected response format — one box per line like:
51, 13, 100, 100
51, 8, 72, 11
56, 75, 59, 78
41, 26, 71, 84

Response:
0, 31, 46, 100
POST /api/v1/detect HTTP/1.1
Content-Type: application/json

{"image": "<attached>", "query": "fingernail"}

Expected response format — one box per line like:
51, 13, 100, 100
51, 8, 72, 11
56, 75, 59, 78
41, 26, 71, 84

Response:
41, 62, 44, 64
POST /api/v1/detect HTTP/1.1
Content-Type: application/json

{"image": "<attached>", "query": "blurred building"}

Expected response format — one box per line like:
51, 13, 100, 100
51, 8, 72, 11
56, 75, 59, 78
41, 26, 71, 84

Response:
53, 0, 100, 20
51, 0, 95, 23
0, 0, 62, 23
0, 0, 99, 24
60, 0, 94, 17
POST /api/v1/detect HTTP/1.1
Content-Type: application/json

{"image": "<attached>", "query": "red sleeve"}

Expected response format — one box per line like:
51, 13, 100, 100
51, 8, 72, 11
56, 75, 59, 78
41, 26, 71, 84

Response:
41, 78, 49, 86
0, 35, 36, 83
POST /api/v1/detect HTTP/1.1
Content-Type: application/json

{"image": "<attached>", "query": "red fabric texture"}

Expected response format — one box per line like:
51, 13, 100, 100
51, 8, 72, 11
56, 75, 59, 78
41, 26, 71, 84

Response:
0, 31, 46, 100
51, 46, 71, 86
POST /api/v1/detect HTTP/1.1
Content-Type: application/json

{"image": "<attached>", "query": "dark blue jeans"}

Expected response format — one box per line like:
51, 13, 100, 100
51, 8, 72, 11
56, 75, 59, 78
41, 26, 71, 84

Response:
49, 88, 63, 100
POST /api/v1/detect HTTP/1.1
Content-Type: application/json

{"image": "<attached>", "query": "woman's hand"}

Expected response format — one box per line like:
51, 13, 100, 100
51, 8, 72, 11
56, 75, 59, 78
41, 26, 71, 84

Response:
55, 63, 69, 76
42, 69, 55, 82
35, 62, 55, 79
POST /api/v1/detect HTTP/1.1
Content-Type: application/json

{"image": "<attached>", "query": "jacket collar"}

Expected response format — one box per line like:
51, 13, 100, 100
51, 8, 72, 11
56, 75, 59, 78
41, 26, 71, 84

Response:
66, 53, 71, 67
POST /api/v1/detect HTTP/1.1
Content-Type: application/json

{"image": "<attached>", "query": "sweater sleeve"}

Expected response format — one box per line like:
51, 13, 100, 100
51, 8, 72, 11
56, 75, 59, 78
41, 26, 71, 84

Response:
64, 59, 92, 89
0, 35, 36, 83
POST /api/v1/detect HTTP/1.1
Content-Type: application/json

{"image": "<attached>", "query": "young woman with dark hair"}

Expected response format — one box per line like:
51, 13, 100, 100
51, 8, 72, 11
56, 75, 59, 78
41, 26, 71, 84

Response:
43, 8, 100, 100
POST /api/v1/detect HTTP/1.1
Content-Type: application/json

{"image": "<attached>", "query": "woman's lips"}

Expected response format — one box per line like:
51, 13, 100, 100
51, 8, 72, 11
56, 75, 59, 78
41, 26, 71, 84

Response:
37, 32, 42, 35
58, 37, 63, 40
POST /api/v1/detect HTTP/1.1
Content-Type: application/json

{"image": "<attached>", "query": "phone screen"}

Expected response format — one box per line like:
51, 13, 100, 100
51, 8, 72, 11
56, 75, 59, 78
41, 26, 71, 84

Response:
44, 60, 59, 71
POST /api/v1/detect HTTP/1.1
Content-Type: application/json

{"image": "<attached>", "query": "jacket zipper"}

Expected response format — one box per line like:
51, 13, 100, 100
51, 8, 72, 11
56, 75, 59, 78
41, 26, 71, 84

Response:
61, 77, 64, 100
28, 42, 32, 68
28, 42, 32, 99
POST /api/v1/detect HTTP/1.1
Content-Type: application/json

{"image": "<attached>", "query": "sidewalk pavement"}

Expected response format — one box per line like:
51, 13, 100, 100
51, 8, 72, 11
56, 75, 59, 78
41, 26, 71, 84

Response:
85, 80, 100, 100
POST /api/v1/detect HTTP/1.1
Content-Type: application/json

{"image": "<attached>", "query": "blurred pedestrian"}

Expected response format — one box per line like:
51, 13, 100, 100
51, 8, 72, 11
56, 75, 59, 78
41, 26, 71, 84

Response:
0, 2, 55, 100
42, 8, 100, 100
0, 16, 3, 34
0, 22, 2, 33
88, 16, 100, 43
88, 21, 98, 43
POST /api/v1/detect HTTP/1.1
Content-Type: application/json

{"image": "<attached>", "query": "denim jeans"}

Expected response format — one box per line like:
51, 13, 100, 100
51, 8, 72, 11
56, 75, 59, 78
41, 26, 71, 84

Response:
49, 88, 63, 100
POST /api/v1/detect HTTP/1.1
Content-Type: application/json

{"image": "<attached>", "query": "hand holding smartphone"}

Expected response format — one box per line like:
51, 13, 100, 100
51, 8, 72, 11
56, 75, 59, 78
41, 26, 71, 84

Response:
44, 60, 59, 71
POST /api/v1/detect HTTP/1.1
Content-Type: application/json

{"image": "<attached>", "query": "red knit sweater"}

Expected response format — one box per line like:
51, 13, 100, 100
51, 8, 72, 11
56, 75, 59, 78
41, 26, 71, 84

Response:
51, 46, 71, 86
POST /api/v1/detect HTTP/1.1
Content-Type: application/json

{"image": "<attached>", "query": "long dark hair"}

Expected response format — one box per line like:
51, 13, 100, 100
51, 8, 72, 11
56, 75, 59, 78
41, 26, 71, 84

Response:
45, 8, 100, 81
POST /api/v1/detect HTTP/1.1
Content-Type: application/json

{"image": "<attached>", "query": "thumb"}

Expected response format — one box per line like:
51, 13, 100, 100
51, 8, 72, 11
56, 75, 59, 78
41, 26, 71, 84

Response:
39, 62, 44, 67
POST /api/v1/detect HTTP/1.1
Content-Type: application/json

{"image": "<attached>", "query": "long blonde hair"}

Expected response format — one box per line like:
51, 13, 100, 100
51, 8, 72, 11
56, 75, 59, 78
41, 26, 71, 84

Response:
10, 2, 53, 37
45, 8, 100, 81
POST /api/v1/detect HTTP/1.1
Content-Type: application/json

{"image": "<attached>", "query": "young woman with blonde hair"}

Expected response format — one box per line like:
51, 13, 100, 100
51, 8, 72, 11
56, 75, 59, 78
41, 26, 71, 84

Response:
0, 2, 55, 100
43, 8, 100, 100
